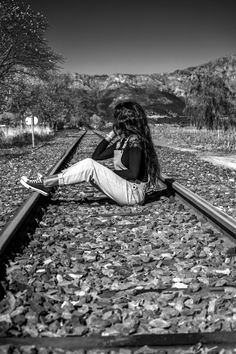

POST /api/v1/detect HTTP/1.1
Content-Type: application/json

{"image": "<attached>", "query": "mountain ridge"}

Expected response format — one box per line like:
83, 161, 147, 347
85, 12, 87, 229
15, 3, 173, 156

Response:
71, 54, 236, 95
69, 54, 236, 119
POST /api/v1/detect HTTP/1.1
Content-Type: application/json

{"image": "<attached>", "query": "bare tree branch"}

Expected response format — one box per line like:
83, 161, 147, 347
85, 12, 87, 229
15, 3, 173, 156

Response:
0, 0, 63, 82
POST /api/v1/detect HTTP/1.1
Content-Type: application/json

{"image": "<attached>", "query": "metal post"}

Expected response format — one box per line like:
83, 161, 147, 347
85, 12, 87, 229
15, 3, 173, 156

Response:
31, 116, 35, 148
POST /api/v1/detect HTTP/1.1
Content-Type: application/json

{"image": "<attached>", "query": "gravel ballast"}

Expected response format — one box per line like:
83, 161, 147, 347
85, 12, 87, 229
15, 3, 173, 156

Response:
0, 132, 79, 233
157, 146, 236, 219
0, 131, 236, 343
0, 130, 236, 354
1, 129, 236, 233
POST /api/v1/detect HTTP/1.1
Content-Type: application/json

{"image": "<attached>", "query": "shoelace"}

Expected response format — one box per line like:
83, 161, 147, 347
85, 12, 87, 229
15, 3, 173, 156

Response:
28, 177, 43, 184
28, 173, 43, 184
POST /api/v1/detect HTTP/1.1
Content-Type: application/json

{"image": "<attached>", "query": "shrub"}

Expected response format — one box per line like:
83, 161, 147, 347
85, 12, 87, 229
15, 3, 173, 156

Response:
184, 73, 236, 130
0, 125, 54, 147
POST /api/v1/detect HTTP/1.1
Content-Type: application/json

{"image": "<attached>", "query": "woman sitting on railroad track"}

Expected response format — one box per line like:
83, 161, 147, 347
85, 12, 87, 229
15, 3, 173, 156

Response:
20, 101, 161, 205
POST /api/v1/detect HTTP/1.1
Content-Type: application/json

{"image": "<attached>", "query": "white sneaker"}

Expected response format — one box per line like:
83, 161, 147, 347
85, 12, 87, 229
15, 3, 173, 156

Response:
20, 174, 49, 196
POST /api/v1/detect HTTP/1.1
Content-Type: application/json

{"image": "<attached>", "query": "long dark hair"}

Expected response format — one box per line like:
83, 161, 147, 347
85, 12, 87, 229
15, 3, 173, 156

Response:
113, 101, 160, 187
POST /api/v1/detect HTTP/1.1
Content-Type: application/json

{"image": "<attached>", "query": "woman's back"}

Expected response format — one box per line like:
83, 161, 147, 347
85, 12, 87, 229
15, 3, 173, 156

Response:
114, 135, 147, 182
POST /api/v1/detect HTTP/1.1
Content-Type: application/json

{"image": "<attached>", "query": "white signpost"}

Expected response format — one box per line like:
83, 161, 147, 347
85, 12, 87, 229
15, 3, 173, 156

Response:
25, 116, 38, 148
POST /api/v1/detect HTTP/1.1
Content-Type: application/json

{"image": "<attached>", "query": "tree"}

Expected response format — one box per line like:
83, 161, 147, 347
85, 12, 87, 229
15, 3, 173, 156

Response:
0, 0, 63, 83
184, 73, 235, 130
28, 74, 91, 129
2, 72, 92, 128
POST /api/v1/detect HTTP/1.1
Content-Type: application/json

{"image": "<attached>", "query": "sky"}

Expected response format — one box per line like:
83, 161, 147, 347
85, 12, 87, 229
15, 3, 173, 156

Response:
28, 0, 236, 75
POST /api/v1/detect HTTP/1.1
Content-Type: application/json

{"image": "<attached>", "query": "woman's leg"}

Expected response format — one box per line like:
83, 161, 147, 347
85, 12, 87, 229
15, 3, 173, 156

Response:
43, 175, 59, 187
58, 158, 146, 205
21, 158, 145, 205
56, 158, 132, 205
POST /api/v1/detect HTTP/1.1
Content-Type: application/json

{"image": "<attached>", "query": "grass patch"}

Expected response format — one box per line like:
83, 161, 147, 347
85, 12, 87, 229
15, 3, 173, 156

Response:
0, 125, 54, 147
151, 124, 236, 152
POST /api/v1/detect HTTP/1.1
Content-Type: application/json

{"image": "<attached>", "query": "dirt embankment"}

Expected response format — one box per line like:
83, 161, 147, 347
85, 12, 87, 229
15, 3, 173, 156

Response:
156, 141, 236, 171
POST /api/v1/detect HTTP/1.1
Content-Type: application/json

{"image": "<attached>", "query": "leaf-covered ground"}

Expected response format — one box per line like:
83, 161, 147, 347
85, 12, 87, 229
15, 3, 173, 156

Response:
157, 146, 236, 219
151, 125, 236, 219
1, 133, 236, 338
0, 130, 236, 353
0, 132, 78, 233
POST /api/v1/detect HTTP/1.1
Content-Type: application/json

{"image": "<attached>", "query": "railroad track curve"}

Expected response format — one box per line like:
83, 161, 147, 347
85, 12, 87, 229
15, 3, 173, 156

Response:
0, 129, 236, 353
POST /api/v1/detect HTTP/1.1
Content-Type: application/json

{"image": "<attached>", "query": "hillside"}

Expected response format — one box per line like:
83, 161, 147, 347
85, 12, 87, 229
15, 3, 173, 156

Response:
2, 54, 235, 126
70, 75, 184, 119
159, 54, 236, 97
69, 54, 236, 120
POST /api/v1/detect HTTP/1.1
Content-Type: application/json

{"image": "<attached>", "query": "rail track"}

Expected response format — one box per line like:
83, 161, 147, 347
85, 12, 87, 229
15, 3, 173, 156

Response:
0, 130, 236, 353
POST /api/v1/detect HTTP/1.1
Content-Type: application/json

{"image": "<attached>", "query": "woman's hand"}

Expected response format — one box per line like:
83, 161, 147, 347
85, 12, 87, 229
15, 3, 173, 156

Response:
105, 130, 116, 142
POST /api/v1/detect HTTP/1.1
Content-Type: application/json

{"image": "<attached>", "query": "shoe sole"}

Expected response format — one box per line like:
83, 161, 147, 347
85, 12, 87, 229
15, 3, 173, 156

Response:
20, 178, 49, 196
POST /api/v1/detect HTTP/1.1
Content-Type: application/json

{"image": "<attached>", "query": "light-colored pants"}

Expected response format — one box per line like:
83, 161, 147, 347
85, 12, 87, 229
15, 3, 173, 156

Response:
58, 158, 146, 205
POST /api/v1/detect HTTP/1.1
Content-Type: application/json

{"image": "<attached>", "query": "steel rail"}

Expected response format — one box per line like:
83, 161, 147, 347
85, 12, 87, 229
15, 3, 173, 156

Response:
1, 130, 236, 351
87, 129, 236, 239
0, 131, 87, 256
1, 331, 236, 350
159, 173, 236, 240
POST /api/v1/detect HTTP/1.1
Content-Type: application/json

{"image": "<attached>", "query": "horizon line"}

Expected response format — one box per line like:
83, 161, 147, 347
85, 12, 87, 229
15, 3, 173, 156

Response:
58, 52, 236, 77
